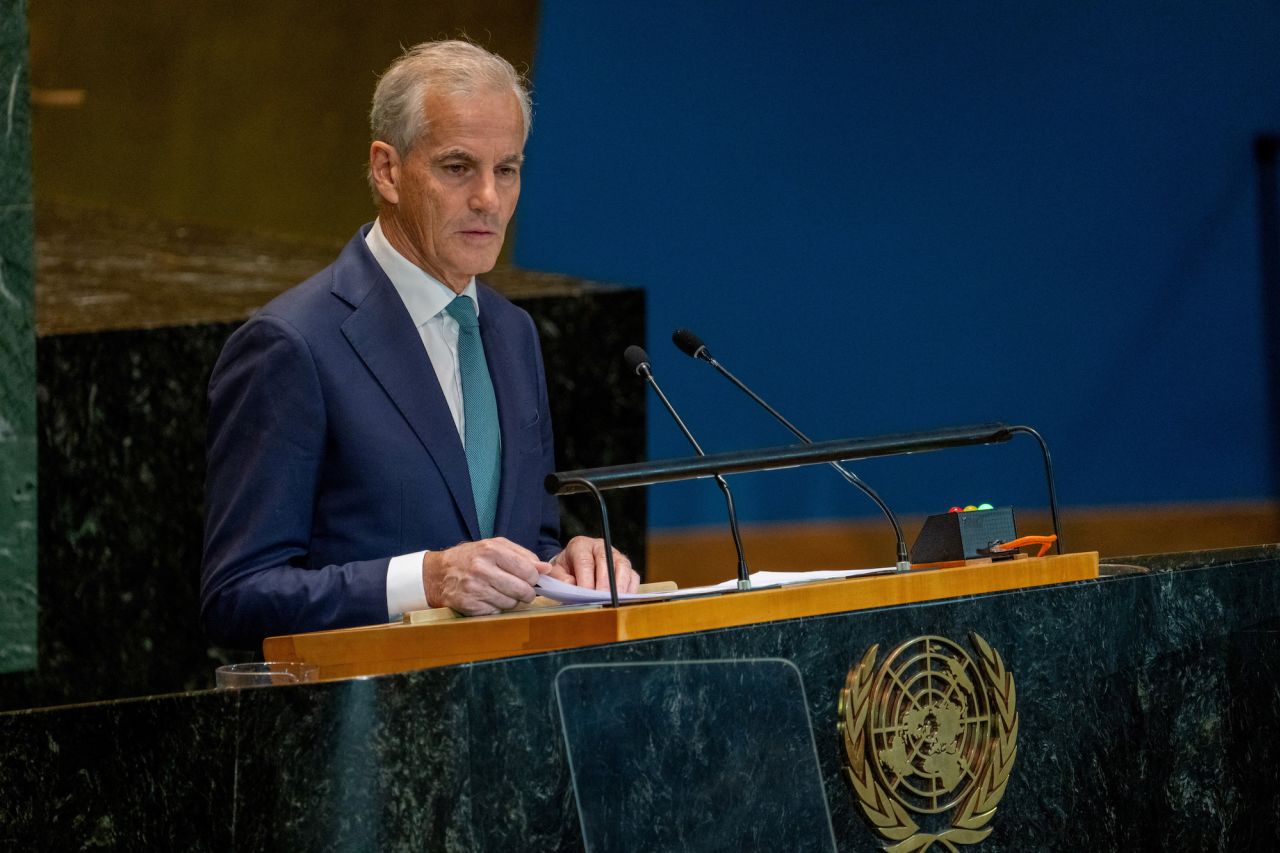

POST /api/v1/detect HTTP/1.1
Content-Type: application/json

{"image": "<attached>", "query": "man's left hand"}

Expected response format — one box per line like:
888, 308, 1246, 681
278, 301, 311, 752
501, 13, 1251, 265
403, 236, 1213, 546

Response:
549, 536, 639, 594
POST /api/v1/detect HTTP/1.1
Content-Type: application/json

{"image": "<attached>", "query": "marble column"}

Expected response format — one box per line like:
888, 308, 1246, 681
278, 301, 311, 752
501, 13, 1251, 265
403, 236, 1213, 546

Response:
0, 0, 36, 674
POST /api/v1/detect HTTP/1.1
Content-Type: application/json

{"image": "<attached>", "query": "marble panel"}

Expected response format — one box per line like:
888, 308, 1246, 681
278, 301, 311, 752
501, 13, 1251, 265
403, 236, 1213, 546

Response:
1115, 543, 1280, 572
0, 324, 250, 711
0, 689, 237, 849
522, 283, 647, 557
232, 667, 474, 852
3, 548, 1277, 850
0, 0, 36, 674
1223, 622, 1280, 848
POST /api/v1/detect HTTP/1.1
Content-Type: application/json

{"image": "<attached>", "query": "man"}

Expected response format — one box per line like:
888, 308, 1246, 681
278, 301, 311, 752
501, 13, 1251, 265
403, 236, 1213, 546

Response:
201, 40, 637, 650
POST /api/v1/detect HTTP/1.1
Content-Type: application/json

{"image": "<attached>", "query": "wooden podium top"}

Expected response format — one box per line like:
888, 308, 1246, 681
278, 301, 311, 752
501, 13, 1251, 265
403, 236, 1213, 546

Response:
263, 552, 1099, 681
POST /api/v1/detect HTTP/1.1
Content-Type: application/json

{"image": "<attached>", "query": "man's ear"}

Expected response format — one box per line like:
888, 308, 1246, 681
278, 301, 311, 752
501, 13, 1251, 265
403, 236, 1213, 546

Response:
369, 141, 402, 205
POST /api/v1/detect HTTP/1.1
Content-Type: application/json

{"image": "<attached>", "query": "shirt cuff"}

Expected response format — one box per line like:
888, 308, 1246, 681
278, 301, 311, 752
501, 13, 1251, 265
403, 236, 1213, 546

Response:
386, 550, 430, 619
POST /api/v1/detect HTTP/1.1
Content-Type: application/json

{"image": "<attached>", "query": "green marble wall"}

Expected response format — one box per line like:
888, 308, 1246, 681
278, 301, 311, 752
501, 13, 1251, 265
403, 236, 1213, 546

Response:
0, 0, 35, 674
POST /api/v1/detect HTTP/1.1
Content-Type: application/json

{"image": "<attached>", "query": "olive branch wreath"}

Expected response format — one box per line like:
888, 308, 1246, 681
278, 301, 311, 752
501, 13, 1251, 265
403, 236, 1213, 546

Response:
837, 633, 1018, 852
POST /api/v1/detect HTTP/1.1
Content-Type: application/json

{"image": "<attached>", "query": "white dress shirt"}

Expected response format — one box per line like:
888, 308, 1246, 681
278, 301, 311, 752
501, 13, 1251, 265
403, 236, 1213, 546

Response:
365, 219, 479, 619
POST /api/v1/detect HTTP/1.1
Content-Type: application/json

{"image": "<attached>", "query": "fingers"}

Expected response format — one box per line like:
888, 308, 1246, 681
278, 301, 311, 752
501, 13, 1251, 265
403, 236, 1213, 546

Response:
587, 538, 636, 593
543, 562, 575, 583
554, 537, 638, 593
422, 536, 641, 614
561, 537, 596, 591
482, 538, 545, 587
615, 552, 639, 594
600, 546, 637, 594
589, 539, 611, 591
423, 538, 546, 613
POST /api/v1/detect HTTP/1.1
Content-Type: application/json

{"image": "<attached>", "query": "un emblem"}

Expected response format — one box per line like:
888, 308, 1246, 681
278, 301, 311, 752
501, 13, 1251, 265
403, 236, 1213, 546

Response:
838, 633, 1018, 851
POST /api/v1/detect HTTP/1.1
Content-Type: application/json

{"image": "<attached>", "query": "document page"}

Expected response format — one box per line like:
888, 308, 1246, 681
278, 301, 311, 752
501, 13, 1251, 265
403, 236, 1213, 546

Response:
535, 566, 894, 605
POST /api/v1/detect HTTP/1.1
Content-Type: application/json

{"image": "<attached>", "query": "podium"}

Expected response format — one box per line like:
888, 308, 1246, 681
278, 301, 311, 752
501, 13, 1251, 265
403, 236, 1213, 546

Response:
3, 545, 1279, 849
263, 552, 1099, 679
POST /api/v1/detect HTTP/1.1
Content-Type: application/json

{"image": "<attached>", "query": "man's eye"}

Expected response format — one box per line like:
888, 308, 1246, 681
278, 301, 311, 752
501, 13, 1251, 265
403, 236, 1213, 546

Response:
497, 166, 520, 179
444, 163, 468, 175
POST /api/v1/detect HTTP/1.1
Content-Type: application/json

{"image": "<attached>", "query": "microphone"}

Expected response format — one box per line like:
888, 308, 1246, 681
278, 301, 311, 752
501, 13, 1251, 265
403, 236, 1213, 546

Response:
671, 329, 912, 573
624, 345, 752, 590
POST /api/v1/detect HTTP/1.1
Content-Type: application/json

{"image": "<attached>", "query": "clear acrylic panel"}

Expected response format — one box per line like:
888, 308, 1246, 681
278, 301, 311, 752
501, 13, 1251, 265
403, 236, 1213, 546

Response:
555, 659, 836, 853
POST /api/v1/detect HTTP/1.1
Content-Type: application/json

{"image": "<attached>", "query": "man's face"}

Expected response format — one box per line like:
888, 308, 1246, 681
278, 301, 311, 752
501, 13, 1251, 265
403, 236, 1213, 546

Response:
379, 88, 525, 292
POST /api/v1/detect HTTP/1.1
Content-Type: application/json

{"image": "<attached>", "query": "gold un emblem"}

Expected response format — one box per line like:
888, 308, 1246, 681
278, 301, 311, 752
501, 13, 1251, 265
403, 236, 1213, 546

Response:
838, 633, 1018, 851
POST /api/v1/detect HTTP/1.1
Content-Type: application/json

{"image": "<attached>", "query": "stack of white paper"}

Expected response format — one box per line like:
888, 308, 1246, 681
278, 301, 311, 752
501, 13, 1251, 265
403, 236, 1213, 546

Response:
535, 566, 894, 606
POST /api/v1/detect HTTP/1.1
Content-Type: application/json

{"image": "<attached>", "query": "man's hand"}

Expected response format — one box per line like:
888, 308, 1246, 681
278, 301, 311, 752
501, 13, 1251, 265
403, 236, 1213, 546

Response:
422, 538, 555, 615
549, 536, 639, 594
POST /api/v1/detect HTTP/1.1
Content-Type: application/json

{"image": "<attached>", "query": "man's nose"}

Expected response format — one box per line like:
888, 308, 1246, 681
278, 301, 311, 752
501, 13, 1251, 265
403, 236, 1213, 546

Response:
469, 173, 499, 212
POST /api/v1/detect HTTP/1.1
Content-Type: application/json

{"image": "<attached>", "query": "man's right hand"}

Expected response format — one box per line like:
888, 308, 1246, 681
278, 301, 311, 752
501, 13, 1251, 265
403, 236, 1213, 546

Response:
421, 538, 560, 615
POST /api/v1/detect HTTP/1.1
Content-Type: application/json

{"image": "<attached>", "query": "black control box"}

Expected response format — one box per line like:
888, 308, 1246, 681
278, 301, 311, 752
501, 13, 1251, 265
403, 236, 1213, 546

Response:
909, 507, 1018, 564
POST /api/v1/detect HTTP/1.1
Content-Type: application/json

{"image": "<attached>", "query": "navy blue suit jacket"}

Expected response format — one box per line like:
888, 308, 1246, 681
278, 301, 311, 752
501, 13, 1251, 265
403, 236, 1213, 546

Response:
201, 227, 562, 649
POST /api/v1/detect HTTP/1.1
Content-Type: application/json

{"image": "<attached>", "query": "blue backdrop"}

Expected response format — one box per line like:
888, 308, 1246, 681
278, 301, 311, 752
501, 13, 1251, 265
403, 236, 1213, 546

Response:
515, 1, 1280, 530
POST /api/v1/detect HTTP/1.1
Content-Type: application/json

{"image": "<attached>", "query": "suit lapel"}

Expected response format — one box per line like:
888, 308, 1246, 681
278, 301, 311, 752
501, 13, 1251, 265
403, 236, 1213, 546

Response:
478, 290, 527, 539
334, 235, 481, 539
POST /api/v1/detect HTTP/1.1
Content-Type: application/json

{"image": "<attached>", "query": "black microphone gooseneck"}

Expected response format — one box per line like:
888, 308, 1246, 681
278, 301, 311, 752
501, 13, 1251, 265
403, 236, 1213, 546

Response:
624, 345, 752, 590
671, 329, 912, 573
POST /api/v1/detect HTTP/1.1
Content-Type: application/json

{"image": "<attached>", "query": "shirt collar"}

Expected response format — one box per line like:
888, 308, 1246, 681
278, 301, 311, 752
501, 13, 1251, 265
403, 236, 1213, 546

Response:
365, 218, 478, 325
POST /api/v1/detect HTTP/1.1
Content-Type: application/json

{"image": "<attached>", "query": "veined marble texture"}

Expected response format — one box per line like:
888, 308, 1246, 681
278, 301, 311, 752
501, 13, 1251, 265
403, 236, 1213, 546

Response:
0, 0, 36, 676
1, 547, 1277, 851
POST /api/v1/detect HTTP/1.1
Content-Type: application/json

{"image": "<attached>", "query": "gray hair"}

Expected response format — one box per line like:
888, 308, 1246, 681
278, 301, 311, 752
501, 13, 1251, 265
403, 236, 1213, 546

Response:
368, 40, 532, 196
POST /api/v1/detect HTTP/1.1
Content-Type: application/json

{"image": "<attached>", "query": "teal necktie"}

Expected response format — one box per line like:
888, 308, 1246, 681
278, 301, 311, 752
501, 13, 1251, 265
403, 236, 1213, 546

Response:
445, 295, 501, 538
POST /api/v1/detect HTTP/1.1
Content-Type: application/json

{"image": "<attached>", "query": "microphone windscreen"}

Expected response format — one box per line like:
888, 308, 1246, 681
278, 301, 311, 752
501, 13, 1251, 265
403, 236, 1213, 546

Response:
623, 345, 651, 375
672, 328, 706, 359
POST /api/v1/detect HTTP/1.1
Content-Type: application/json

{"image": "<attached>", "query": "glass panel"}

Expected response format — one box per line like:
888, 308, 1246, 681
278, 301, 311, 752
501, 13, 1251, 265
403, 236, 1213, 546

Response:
556, 659, 836, 853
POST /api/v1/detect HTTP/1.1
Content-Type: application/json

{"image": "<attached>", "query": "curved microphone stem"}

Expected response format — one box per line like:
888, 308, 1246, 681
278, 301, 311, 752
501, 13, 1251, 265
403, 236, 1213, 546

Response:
1008, 425, 1063, 554
558, 477, 620, 607
638, 365, 752, 590
711, 474, 749, 587
698, 350, 911, 572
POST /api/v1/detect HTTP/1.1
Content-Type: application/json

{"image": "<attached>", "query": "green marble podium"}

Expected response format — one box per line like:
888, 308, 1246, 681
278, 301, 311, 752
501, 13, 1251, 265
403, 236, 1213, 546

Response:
1, 545, 1277, 850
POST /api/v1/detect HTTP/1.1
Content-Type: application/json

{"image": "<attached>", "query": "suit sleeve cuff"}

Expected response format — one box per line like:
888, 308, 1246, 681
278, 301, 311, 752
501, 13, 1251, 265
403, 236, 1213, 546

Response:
386, 550, 429, 619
